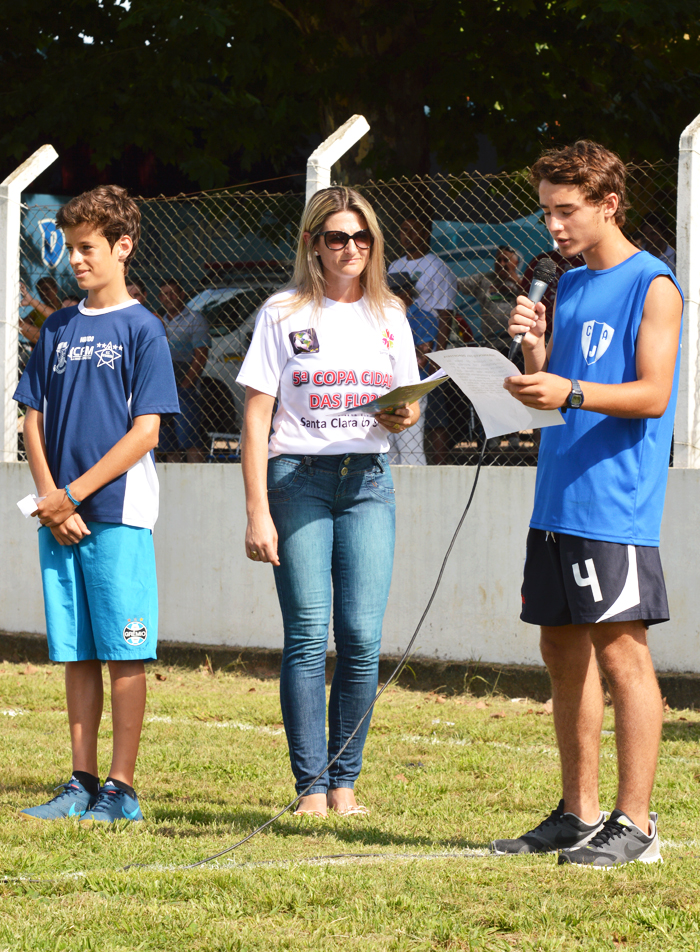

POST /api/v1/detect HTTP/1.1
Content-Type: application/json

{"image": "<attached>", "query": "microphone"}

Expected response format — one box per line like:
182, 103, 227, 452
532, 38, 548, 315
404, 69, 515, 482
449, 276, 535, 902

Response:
508, 257, 558, 360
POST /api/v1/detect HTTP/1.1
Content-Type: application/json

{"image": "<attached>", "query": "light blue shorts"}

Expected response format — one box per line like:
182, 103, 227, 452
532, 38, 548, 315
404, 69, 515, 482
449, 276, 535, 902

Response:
38, 522, 158, 662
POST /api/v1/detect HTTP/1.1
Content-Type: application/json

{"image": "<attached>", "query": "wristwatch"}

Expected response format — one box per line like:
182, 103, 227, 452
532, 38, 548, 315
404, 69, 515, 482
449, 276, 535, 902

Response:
565, 379, 584, 409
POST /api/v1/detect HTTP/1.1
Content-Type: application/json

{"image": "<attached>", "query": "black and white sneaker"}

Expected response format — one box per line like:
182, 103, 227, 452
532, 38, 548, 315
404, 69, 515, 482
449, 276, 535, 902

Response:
558, 809, 661, 868
491, 799, 605, 855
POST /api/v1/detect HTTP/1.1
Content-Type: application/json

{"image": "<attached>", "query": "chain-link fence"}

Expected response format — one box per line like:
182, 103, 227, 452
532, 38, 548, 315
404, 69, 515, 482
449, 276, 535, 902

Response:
15, 160, 677, 464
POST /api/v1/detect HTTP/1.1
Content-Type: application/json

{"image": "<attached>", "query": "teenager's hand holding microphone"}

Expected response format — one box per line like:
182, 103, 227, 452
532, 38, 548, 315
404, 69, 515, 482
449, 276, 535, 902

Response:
508, 257, 557, 360
508, 296, 548, 349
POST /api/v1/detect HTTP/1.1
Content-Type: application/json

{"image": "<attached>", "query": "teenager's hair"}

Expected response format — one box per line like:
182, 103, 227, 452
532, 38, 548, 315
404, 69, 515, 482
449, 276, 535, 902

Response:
56, 185, 140, 272
283, 186, 401, 323
529, 140, 630, 226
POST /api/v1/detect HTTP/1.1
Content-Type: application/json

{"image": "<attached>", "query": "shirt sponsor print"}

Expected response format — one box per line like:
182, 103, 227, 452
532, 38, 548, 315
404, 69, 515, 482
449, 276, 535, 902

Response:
382, 329, 395, 351
52, 337, 123, 372
291, 366, 393, 411
289, 328, 319, 355
581, 321, 614, 365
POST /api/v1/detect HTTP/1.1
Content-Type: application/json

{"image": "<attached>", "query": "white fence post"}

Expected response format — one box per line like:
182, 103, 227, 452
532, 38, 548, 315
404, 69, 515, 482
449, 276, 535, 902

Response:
674, 112, 700, 468
305, 115, 371, 204
0, 145, 59, 462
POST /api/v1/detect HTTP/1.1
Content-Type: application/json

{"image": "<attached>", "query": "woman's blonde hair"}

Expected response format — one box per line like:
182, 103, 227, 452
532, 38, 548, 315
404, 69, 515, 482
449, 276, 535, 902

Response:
280, 186, 402, 323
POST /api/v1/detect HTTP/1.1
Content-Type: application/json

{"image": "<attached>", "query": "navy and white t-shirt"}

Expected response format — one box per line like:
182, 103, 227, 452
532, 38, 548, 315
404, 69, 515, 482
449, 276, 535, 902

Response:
14, 299, 180, 530
531, 251, 683, 546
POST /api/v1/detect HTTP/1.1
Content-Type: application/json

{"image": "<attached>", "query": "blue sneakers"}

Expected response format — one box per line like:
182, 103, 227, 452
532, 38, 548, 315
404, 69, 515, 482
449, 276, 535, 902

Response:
19, 777, 97, 821
79, 781, 143, 824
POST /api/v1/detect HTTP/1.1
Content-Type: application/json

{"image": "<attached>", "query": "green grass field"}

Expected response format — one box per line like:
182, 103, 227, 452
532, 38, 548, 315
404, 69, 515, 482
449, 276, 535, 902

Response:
1, 659, 699, 950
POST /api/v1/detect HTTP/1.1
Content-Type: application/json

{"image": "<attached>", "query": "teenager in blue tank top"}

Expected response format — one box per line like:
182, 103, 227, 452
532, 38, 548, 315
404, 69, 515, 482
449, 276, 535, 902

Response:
491, 142, 683, 868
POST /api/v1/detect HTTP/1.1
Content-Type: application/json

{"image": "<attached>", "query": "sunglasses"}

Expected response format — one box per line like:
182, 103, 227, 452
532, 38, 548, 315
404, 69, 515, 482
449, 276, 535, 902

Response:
315, 230, 374, 251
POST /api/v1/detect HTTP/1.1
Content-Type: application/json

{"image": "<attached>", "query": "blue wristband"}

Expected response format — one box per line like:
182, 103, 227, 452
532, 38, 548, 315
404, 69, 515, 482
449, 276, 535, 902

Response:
64, 484, 80, 507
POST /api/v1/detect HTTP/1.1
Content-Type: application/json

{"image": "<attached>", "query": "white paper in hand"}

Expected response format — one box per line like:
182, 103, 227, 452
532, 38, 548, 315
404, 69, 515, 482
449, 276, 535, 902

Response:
17, 494, 43, 518
429, 347, 566, 439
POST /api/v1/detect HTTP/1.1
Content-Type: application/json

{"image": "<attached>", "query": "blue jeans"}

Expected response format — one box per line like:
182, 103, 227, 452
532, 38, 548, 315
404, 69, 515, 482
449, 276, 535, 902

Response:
267, 453, 396, 795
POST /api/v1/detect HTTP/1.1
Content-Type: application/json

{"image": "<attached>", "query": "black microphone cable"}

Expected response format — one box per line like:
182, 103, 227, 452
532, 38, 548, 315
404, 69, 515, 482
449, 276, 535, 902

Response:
174, 436, 489, 871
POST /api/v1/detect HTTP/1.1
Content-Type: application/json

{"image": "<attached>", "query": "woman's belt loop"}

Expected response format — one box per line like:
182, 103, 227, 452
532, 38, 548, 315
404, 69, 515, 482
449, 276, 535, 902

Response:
374, 454, 385, 474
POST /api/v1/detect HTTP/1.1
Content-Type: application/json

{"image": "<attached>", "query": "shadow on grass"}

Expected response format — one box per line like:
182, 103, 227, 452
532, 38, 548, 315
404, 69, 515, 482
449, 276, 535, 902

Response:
149, 805, 489, 851
661, 722, 700, 741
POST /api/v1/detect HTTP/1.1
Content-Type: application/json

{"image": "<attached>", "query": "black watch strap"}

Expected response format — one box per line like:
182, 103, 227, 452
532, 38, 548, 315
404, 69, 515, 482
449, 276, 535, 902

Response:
566, 378, 584, 409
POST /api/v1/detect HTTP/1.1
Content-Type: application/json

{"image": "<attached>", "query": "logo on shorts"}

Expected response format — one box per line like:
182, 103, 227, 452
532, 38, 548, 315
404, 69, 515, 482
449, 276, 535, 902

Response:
53, 341, 69, 375
581, 321, 614, 365
289, 329, 319, 355
123, 619, 147, 646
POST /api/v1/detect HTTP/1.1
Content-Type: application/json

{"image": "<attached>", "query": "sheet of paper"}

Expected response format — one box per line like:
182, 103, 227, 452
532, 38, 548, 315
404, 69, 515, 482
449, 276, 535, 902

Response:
429, 347, 566, 439
344, 368, 449, 415
17, 494, 43, 518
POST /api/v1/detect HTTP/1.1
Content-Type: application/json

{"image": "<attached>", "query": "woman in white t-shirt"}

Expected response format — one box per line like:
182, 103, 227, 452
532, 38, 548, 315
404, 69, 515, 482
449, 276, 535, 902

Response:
238, 186, 420, 817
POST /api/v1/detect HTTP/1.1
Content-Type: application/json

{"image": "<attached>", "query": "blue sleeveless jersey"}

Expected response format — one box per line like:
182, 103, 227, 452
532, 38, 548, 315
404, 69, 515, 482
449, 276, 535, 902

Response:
530, 251, 683, 546
14, 300, 179, 530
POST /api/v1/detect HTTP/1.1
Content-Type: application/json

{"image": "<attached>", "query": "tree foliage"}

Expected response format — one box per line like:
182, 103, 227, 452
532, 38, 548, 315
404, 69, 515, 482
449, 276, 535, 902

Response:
1, 0, 698, 191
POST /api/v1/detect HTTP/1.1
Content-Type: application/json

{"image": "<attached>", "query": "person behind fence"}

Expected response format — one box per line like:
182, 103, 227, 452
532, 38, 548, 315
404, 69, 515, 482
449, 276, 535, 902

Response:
457, 245, 524, 354
158, 278, 210, 463
639, 212, 676, 274
13, 185, 179, 824
19, 276, 64, 345
522, 249, 585, 334
237, 186, 420, 817
388, 217, 456, 464
386, 272, 440, 466
493, 140, 683, 867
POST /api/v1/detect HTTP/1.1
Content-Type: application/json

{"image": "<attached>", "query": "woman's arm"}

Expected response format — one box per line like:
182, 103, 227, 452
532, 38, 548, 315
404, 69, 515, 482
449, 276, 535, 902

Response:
241, 387, 280, 566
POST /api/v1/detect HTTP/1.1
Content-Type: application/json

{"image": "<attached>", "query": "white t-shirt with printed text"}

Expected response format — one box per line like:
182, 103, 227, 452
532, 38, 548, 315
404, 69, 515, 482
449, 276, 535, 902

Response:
237, 292, 420, 458
388, 253, 457, 315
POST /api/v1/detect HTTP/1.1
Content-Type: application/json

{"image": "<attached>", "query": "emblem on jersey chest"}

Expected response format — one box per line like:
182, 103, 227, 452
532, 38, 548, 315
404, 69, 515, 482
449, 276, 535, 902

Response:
581, 320, 614, 365
52, 341, 68, 374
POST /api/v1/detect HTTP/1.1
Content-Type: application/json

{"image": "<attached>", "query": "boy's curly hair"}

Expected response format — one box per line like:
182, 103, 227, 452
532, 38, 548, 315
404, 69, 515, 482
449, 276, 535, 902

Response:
56, 185, 140, 272
529, 140, 630, 227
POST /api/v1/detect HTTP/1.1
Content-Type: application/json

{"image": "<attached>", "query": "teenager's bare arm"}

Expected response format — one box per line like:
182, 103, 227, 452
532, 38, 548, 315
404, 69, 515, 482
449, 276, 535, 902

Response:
504, 276, 682, 417
24, 408, 90, 544
241, 387, 280, 566
34, 414, 161, 530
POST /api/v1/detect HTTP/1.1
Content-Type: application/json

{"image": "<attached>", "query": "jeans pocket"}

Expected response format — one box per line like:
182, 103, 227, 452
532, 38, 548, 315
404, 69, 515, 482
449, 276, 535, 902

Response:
365, 465, 396, 503
267, 457, 308, 500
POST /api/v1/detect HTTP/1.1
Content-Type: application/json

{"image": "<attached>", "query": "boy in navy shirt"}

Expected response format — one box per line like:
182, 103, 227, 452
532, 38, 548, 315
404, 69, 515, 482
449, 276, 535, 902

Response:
14, 186, 179, 823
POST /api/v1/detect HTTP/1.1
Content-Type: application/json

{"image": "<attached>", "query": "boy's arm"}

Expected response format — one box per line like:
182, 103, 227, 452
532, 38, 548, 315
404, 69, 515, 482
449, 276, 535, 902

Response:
24, 409, 90, 544
34, 414, 161, 529
504, 276, 682, 418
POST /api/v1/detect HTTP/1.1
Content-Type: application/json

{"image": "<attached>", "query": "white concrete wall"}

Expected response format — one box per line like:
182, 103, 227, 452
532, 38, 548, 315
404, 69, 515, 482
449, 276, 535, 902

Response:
2, 462, 699, 672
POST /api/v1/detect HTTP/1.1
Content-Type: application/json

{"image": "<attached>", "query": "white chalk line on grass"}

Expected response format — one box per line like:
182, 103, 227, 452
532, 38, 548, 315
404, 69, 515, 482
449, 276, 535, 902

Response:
5, 839, 699, 884
145, 714, 561, 753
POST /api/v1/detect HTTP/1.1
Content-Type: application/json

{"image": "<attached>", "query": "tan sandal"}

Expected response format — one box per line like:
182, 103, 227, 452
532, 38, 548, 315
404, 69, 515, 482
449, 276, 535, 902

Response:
333, 804, 370, 817
292, 808, 327, 818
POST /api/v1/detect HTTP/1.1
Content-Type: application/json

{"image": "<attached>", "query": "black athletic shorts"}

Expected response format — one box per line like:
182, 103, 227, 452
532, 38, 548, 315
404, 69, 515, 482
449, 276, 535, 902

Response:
520, 528, 669, 628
